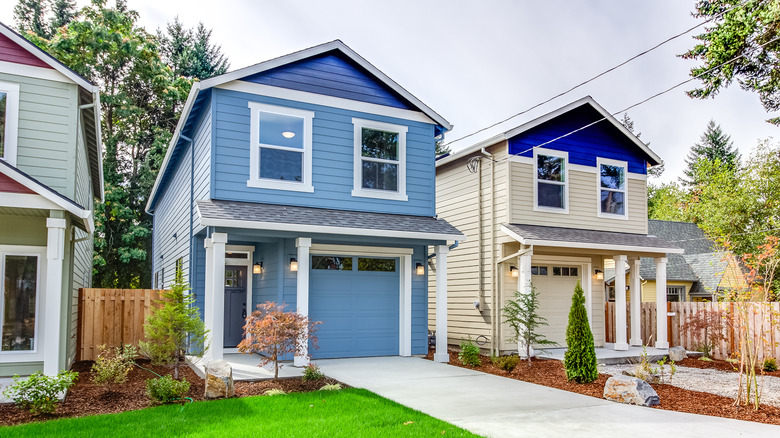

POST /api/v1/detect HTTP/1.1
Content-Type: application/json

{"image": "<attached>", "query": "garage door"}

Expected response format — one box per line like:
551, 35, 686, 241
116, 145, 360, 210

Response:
531, 265, 580, 347
309, 255, 399, 359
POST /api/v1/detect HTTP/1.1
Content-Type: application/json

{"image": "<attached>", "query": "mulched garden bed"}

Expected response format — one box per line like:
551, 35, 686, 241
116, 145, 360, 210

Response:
677, 357, 780, 377
0, 360, 342, 427
426, 349, 780, 426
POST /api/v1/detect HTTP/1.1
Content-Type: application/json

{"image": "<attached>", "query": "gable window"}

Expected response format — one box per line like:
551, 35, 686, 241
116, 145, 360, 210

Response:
0, 81, 20, 167
534, 148, 567, 212
351, 118, 407, 201
247, 102, 314, 192
597, 158, 627, 218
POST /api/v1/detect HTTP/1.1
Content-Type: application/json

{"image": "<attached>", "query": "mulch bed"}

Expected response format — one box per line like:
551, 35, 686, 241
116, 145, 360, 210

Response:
427, 349, 780, 426
677, 357, 780, 377
0, 360, 342, 427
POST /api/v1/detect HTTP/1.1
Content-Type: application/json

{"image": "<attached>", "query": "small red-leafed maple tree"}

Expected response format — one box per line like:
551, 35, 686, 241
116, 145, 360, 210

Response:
238, 302, 321, 379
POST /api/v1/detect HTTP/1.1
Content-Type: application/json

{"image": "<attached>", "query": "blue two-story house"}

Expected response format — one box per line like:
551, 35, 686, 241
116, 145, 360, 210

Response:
147, 41, 464, 365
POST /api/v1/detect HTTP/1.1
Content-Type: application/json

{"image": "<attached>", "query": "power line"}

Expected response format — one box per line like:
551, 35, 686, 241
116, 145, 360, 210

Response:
444, 2, 745, 148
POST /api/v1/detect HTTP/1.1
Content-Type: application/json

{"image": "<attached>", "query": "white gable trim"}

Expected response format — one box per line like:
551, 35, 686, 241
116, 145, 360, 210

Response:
0, 60, 72, 84
501, 225, 683, 254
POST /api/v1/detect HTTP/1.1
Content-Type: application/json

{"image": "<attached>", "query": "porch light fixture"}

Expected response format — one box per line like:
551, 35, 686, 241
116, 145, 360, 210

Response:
594, 268, 604, 280
290, 258, 298, 272
282, 131, 296, 139
509, 266, 518, 277
415, 262, 424, 275
253, 261, 264, 275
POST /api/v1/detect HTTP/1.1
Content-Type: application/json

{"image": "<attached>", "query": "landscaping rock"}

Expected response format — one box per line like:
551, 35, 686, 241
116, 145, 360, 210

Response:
603, 375, 660, 406
669, 346, 687, 362
205, 360, 234, 399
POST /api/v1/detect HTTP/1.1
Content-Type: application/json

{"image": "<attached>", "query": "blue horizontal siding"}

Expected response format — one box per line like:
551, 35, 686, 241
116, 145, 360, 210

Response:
508, 105, 649, 174
243, 52, 415, 110
212, 88, 436, 217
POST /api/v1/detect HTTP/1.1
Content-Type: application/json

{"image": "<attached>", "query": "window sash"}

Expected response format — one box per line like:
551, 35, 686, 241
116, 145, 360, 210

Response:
1, 253, 40, 353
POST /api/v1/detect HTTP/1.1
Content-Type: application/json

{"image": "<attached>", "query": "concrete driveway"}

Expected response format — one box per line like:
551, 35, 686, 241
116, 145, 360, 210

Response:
314, 356, 780, 438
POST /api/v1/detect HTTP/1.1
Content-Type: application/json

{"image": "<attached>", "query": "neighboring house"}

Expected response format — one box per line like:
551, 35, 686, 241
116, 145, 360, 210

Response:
0, 22, 102, 376
147, 41, 464, 364
433, 97, 682, 354
605, 220, 747, 302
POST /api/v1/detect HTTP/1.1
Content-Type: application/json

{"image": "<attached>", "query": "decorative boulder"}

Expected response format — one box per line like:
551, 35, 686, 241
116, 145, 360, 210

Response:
205, 360, 235, 399
668, 346, 687, 362
604, 375, 659, 407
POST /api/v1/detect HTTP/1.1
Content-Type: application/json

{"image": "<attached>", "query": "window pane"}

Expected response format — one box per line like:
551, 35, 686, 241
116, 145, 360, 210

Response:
361, 128, 398, 160
258, 112, 303, 149
312, 256, 353, 270
260, 148, 302, 181
570, 267, 578, 276
601, 190, 625, 215
539, 266, 548, 276
531, 266, 538, 275
537, 154, 564, 182
0, 91, 6, 158
362, 161, 398, 191
552, 267, 562, 276
2, 255, 38, 352
562, 267, 569, 276
600, 164, 625, 189
357, 258, 396, 272
538, 182, 564, 208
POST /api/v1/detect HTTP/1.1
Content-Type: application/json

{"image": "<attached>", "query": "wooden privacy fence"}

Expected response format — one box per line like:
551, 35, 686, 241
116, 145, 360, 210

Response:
77, 288, 164, 361
605, 301, 780, 361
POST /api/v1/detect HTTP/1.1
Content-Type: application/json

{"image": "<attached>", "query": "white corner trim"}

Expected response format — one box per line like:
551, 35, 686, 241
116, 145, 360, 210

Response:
0, 81, 20, 167
400, 254, 412, 356
0, 60, 72, 84
351, 117, 408, 201
219, 81, 434, 125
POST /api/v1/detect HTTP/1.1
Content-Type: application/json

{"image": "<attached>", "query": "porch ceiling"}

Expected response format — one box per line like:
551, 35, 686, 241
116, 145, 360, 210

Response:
502, 223, 683, 255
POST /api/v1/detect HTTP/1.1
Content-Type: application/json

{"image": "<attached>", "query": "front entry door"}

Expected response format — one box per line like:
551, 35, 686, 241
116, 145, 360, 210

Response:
224, 265, 247, 348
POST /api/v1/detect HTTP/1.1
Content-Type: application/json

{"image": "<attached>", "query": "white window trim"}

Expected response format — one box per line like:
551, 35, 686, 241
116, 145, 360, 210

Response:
351, 118, 408, 201
0, 81, 21, 167
247, 101, 314, 193
533, 148, 568, 214
596, 157, 629, 220
0, 245, 46, 361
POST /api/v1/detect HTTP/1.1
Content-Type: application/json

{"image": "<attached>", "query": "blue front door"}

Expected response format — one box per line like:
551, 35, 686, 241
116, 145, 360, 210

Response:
309, 255, 399, 358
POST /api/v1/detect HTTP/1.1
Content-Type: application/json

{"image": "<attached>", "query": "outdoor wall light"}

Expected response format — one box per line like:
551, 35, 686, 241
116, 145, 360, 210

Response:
415, 262, 424, 275
253, 261, 264, 275
290, 258, 298, 272
509, 266, 518, 277
594, 268, 604, 280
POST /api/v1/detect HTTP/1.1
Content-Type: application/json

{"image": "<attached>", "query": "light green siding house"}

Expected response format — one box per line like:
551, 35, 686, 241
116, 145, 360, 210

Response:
0, 22, 102, 376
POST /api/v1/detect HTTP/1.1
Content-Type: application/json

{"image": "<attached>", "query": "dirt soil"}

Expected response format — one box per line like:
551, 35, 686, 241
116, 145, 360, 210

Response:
426, 350, 780, 426
0, 360, 342, 427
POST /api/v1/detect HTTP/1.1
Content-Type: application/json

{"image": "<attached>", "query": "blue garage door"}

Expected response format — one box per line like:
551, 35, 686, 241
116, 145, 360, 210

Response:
309, 255, 399, 359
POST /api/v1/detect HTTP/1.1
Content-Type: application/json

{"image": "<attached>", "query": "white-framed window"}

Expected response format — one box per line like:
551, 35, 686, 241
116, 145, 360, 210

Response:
533, 148, 568, 213
351, 118, 408, 201
247, 102, 314, 192
597, 157, 628, 219
0, 81, 20, 167
0, 247, 44, 355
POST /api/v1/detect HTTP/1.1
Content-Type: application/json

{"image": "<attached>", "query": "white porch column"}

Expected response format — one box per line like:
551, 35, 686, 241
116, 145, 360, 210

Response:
294, 237, 311, 367
517, 252, 534, 358
43, 218, 66, 376
203, 238, 214, 362
613, 255, 628, 351
655, 257, 669, 349
629, 257, 642, 346
433, 245, 449, 363
210, 233, 228, 361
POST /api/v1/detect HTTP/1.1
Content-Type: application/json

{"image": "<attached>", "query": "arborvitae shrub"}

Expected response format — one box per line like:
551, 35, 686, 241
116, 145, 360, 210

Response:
563, 281, 598, 383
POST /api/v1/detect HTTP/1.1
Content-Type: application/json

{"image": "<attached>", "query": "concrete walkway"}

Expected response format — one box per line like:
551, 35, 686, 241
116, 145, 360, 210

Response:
315, 356, 780, 438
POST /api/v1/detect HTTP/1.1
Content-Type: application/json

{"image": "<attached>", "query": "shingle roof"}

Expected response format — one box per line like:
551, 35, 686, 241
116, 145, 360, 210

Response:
685, 252, 729, 295
197, 199, 465, 239
502, 223, 681, 253
648, 220, 716, 254
638, 254, 698, 282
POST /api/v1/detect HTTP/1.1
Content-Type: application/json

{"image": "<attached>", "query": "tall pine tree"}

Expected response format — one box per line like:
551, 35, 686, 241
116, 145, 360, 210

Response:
13, 0, 49, 38
681, 120, 740, 187
158, 17, 230, 80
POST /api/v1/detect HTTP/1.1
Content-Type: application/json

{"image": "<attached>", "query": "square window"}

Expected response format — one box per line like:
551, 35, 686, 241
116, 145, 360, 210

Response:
352, 118, 408, 201
553, 267, 562, 276
562, 267, 570, 276
535, 150, 567, 211
570, 267, 578, 276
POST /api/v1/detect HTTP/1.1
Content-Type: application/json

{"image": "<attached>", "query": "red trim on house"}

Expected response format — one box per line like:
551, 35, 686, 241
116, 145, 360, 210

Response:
0, 172, 35, 194
0, 32, 51, 69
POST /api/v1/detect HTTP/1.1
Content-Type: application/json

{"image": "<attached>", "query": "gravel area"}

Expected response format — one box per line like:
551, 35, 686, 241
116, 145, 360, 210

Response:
599, 363, 780, 407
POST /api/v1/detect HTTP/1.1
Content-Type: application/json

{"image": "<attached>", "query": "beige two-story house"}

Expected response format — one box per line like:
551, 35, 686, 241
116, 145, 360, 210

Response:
432, 97, 681, 355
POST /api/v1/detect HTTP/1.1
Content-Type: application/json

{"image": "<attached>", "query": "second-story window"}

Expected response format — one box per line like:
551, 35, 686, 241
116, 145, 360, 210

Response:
534, 148, 567, 212
598, 158, 627, 218
247, 102, 314, 192
0, 81, 20, 167
351, 118, 408, 201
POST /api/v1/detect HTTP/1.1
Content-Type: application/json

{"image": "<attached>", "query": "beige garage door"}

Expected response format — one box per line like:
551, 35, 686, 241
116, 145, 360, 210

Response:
531, 265, 580, 347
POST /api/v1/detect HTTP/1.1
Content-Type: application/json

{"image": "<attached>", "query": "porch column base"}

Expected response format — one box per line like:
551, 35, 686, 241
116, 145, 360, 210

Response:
613, 342, 629, 351
655, 341, 669, 349
433, 353, 449, 363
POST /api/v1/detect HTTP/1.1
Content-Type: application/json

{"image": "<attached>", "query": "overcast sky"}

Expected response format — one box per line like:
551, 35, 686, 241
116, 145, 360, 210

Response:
1, 0, 777, 183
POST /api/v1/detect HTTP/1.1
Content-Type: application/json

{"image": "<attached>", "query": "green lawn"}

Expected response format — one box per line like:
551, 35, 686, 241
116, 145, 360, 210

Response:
3, 388, 481, 437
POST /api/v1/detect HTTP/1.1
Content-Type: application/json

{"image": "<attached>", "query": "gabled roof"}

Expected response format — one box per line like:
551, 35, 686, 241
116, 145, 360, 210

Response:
436, 96, 662, 167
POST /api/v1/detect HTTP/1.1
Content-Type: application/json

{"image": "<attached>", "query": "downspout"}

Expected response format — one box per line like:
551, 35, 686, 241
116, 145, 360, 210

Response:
481, 148, 497, 355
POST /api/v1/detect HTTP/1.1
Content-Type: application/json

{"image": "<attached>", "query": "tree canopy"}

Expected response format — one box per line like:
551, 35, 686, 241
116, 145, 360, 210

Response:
158, 17, 230, 80
681, 119, 740, 187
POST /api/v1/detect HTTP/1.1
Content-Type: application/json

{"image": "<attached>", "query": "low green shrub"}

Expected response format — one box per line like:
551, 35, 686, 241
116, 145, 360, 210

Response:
92, 344, 137, 388
458, 338, 481, 367
319, 384, 342, 391
2, 370, 78, 415
764, 358, 778, 372
145, 375, 190, 404
264, 388, 286, 396
302, 363, 325, 381
493, 355, 520, 372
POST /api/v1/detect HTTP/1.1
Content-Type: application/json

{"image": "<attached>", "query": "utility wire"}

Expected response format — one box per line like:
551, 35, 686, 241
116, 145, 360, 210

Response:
444, 2, 745, 148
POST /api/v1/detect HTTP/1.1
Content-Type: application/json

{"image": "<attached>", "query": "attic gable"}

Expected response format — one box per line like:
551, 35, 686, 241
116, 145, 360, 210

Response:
0, 31, 51, 68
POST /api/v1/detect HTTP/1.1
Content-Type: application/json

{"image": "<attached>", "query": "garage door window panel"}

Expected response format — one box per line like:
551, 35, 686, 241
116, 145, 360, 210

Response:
357, 257, 396, 272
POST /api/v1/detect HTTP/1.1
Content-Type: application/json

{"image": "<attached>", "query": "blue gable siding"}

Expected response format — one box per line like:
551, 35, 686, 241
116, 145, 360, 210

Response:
211, 87, 436, 217
508, 105, 649, 174
243, 52, 415, 110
